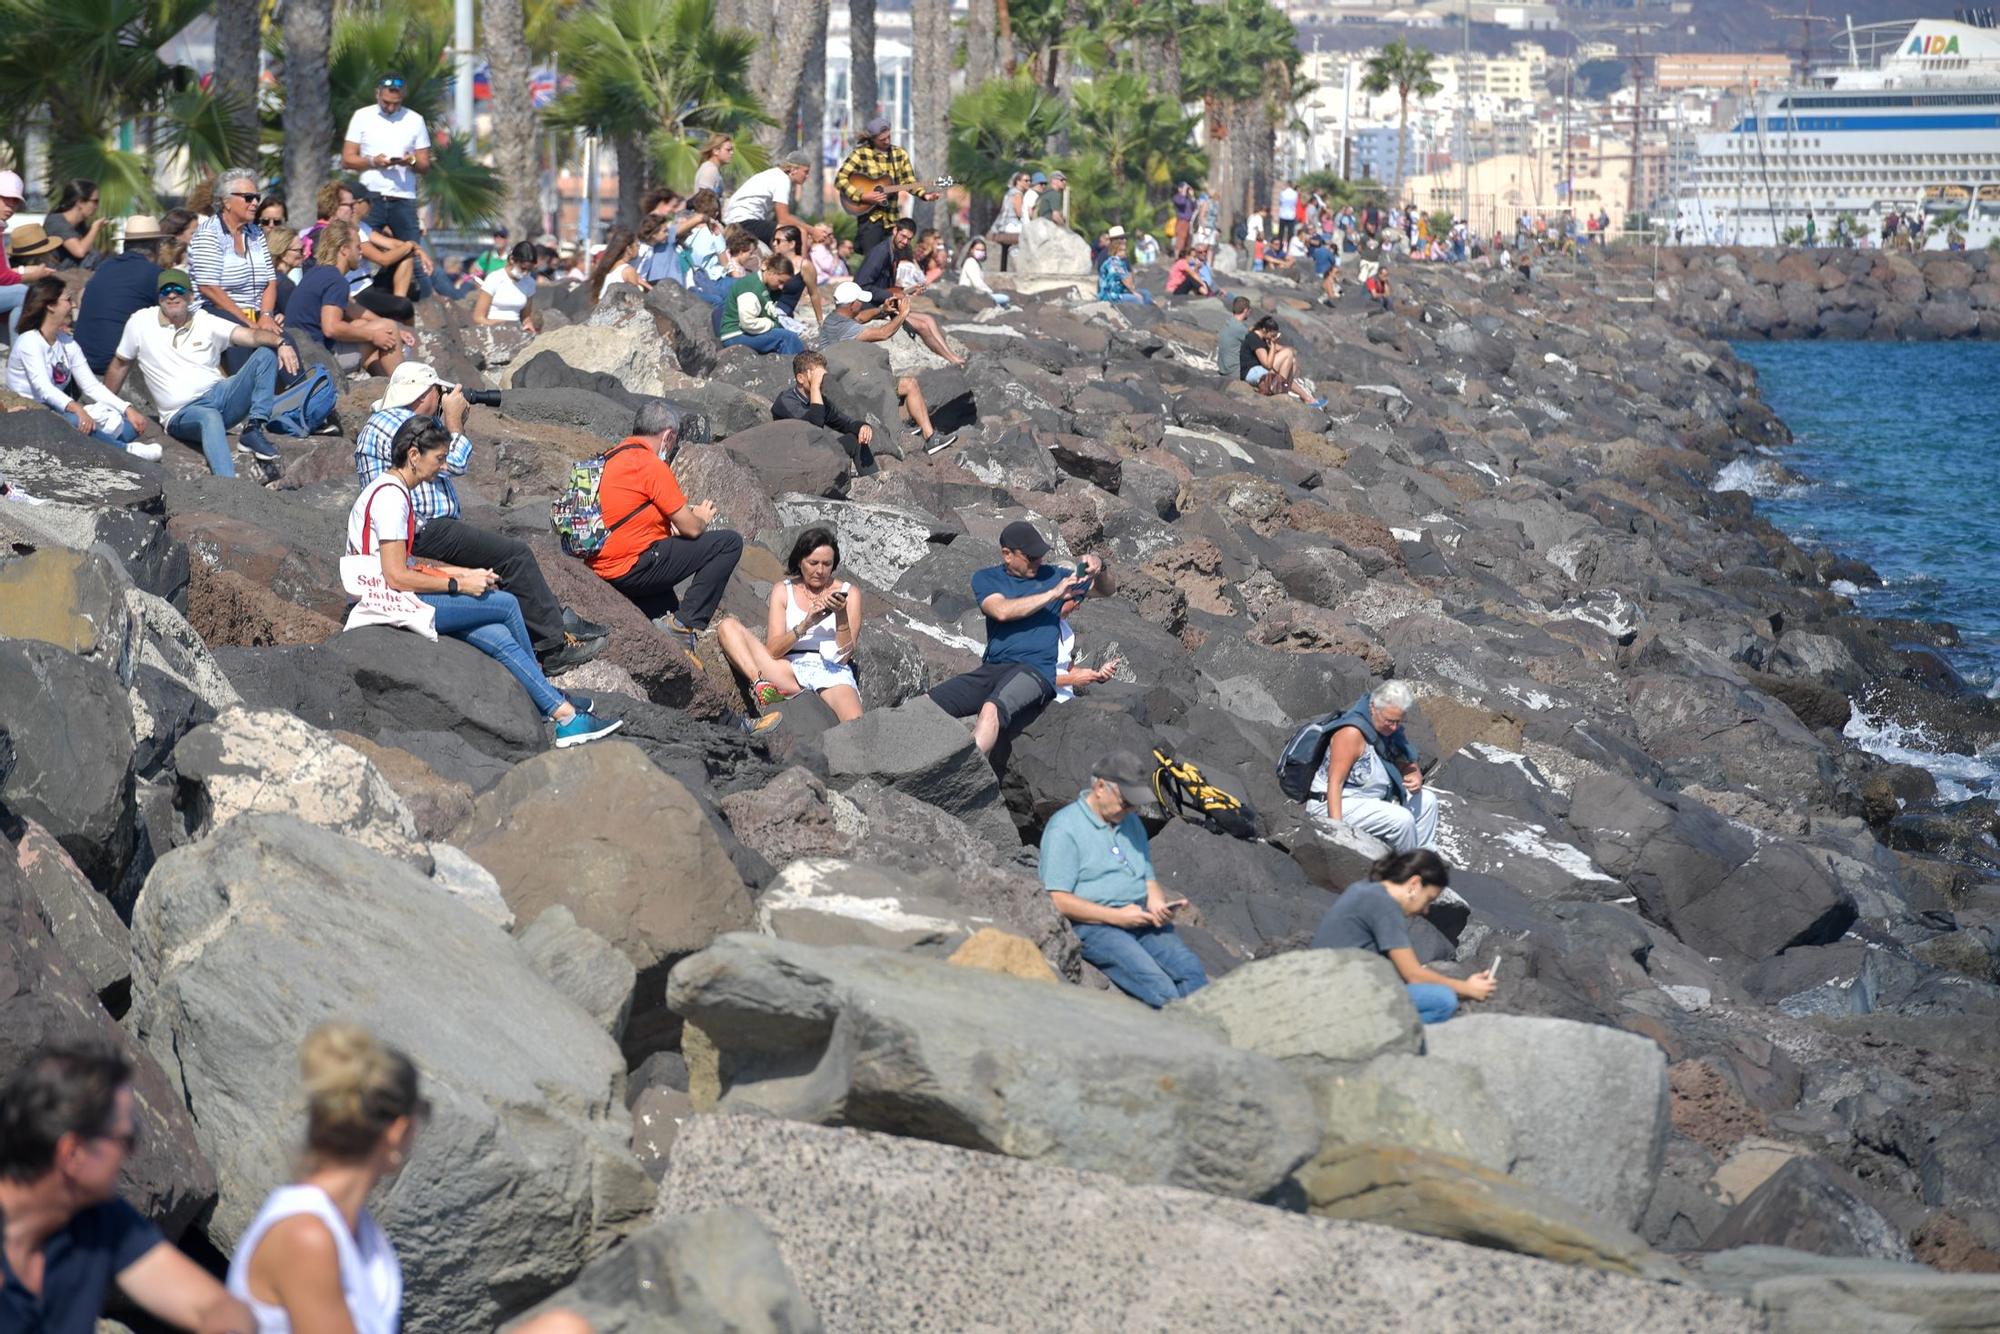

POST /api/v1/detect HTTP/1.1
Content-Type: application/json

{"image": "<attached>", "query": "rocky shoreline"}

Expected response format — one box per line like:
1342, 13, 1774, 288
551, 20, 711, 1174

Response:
1633, 245, 2000, 342
4, 243, 1999, 1331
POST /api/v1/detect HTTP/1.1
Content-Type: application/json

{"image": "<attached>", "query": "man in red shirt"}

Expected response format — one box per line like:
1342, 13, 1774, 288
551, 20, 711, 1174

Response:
583, 400, 740, 662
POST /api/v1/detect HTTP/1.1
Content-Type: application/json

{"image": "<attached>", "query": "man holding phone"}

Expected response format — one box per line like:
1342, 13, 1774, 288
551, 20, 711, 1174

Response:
342, 74, 433, 300
1041, 749, 1207, 1009
926, 520, 1113, 756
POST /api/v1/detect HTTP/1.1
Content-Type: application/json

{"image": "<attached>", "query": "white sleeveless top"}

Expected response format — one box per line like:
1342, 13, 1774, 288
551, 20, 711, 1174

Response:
784, 578, 848, 662
227, 1184, 403, 1334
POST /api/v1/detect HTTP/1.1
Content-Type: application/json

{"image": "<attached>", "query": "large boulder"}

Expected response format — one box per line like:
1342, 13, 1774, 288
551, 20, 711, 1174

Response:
1702, 1157, 1916, 1262
1424, 1014, 1669, 1231
1012, 217, 1092, 277
128, 816, 653, 1332
715, 420, 852, 500
667, 935, 1320, 1200
517, 905, 639, 1042
1311, 1054, 1516, 1172
504, 322, 672, 396
452, 741, 754, 1053
506, 1207, 819, 1334
1695, 1245, 2000, 1332
658, 1116, 1757, 1331
1174, 950, 1422, 1073
172, 707, 431, 868
10, 817, 130, 1008
819, 697, 1016, 849
0, 640, 136, 890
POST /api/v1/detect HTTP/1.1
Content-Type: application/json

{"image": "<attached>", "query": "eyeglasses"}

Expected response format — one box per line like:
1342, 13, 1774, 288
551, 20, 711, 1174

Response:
157, 285, 189, 297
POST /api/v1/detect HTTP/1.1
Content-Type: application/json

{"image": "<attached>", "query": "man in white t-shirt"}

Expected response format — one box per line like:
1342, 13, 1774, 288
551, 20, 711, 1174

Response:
342, 74, 433, 299
102, 268, 291, 482
721, 152, 811, 247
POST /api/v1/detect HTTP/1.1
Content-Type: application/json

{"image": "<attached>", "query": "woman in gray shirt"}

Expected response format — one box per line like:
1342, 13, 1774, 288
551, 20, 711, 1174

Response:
1311, 849, 1495, 1024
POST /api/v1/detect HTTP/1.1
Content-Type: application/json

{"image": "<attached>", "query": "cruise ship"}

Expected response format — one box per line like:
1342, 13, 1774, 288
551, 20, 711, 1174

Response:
1673, 15, 2000, 248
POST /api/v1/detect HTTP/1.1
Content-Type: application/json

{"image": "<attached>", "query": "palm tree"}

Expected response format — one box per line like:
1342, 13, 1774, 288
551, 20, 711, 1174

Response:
909, 0, 952, 232
0, 0, 252, 212
543, 0, 771, 224
1062, 69, 1201, 238
947, 70, 1067, 235
764, 0, 830, 155
1182, 0, 1299, 234
849, 0, 877, 135
212, 0, 263, 163
484, 0, 541, 238
1360, 39, 1440, 200
280, 0, 334, 222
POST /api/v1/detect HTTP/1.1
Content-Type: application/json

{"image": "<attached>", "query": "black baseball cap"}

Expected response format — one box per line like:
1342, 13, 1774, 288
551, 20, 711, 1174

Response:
998, 520, 1049, 559
1092, 750, 1158, 812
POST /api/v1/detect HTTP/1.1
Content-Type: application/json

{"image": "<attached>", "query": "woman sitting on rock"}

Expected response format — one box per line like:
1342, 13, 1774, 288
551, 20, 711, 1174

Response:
586, 225, 650, 305
3, 275, 157, 456
1310, 849, 1495, 1024
348, 415, 619, 748
769, 224, 824, 337
715, 526, 864, 722
471, 240, 541, 332
228, 1024, 593, 1334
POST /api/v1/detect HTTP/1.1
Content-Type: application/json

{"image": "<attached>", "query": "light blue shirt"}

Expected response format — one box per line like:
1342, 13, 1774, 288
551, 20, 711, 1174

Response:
1040, 790, 1153, 908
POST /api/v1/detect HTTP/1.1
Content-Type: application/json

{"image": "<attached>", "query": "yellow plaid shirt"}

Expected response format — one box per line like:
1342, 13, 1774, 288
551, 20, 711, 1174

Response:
835, 143, 918, 226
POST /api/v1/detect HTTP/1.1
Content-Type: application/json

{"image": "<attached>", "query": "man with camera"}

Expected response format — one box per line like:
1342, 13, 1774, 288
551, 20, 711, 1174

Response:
1040, 748, 1207, 1009
354, 362, 608, 671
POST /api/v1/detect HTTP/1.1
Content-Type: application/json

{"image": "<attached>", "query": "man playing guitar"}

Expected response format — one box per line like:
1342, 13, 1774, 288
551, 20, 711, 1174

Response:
835, 115, 943, 259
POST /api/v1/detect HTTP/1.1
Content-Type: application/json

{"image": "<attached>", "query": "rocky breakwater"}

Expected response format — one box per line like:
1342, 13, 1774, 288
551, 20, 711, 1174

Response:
3, 251, 2000, 1330
1629, 245, 2000, 341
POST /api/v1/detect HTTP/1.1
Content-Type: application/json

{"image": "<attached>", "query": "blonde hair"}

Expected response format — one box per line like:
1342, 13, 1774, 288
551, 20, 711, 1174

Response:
698, 132, 732, 163
266, 227, 300, 266
300, 1023, 424, 1162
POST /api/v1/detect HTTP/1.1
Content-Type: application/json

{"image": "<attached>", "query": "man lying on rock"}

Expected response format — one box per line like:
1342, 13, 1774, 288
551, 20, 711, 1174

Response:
1306, 679, 1439, 854
1041, 749, 1208, 1009
1311, 849, 1495, 1024
355, 361, 609, 672
927, 520, 1112, 756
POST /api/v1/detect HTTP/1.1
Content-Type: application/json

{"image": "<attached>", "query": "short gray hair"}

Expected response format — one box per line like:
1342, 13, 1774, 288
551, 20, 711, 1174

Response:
633, 399, 681, 439
1370, 679, 1416, 712
218, 170, 259, 205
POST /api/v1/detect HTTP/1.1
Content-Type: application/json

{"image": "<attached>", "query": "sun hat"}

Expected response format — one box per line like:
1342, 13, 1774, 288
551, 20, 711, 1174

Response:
863, 116, 892, 136
777, 151, 811, 170
5, 223, 61, 260
122, 215, 166, 242
1030, 171, 1049, 185
374, 361, 444, 411
1091, 750, 1159, 813
1106, 225, 1126, 240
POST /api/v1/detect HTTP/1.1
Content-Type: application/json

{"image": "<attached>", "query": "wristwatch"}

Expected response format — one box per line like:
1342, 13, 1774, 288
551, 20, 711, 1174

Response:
447, 577, 459, 595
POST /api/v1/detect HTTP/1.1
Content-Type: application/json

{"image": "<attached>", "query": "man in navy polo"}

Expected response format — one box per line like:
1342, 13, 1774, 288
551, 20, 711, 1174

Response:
926, 520, 1113, 756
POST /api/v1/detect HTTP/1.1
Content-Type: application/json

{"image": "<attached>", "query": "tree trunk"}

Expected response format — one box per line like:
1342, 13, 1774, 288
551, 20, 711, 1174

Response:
1047, 0, 1085, 154
613, 128, 646, 228
763, 0, 830, 153
281, 0, 333, 222
1144, 29, 1182, 105
485, 0, 539, 240
909, 0, 951, 233
803, 19, 828, 215
996, 0, 1015, 74
1205, 96, 1231, 241
965, 0, 999, 95
213, 0, 262, 165
722, 0, 776, 94
849, 0, 878, 133
1394, 92, 1409, 200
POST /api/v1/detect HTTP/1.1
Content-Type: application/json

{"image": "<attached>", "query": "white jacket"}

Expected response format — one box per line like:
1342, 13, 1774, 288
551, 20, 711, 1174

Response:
5, 330, 128, 415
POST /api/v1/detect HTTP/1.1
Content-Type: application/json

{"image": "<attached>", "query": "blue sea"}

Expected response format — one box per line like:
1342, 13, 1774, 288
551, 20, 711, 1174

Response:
1726, 340, 2000, 796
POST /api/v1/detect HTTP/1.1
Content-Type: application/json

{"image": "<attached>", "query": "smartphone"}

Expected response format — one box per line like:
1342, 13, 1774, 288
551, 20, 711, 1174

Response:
1486, 956, 1501, 979
1070, 573, 1095, 596
829, 588, 849, 608
1164, 898, 1189, 915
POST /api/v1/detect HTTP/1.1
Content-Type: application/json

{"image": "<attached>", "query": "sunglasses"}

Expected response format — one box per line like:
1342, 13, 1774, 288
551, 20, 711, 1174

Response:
379, 78, 405, 90
158, 285, 189, 296
231, 191, 261, 203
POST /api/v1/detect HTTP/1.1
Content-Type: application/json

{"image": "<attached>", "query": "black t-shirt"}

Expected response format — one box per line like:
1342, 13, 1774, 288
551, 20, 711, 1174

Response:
1239, 331, 1267, 380
73, 252, 160, 374
0, 1198, 163, 1334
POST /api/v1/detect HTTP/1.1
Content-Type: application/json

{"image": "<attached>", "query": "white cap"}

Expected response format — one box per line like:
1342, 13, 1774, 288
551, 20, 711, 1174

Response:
1106, 225, 1126, 240
832, 281, 869, 306
373, 361, 443, 411
0, 170, 23, 203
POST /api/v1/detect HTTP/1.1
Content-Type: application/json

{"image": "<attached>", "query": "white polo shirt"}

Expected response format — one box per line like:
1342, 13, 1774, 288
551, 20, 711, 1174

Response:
113, 308, 237, 419
344, 103, 429, 198
721, 167, 793, 226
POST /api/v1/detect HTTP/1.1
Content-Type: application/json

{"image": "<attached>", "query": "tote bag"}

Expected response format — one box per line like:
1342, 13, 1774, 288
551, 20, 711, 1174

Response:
341, 478, 438, 640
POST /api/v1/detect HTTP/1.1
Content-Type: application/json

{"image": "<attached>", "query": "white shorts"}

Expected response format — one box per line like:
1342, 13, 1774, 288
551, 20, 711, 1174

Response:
790, 652, 857, 694
1244, 365, 1271, 385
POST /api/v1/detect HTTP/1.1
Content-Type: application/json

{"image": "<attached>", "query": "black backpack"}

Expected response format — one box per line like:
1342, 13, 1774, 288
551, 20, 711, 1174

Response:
1275, 709, 1345, 802
1153, 748, 1260, 840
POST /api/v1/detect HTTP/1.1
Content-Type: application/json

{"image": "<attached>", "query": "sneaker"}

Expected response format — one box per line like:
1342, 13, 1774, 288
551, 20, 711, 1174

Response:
751, 679, 786, 709
562, 607, 611, 641
254, 456, 285, 485
235, 425, 280, 461
1310, 396, 1329, 410
311, 418, 343, 436
554, 710, 624, 748
561, 690, 596, 715
923, 430, 959, 455
539, 632, 607, 673
125, 441, 164, 462
654, 614, 703, 667
724, 709, 783, 736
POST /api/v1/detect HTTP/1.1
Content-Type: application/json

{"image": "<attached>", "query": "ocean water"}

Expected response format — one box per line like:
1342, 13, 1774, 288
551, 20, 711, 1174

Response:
1725, 340, 2000, 796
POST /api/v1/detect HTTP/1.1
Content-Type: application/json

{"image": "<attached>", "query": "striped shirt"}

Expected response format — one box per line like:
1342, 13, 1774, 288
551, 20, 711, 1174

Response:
186, 216, 276, 312
354, 407, 469, 528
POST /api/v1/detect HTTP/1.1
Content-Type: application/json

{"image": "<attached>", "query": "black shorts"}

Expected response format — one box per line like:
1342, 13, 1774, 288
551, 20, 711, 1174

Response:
928, 662, 1055, 731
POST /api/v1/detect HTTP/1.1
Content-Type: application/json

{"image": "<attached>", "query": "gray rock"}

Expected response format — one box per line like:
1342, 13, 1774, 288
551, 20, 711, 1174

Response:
1703, 1157, 1916, 1263
507, 1207, 819, 1334
173, 707, 432, 869
820, 697, 1016, 849
769, 494, 959, 591
667, 934, 1320, 1200
717, 421, 852, 500
1311, 1053, 1516, 1173
1173, 949, 1423, 1072
518, 906, 639, 1041
0, 640, 137, 890
11, 817, 130, 1007
629, 1085, 693, 1183
129, 816, 652, 1332
658, 1116, 1759, 1332
1695, 1245, 2000, 1333
1424, 1013, 1669, 1231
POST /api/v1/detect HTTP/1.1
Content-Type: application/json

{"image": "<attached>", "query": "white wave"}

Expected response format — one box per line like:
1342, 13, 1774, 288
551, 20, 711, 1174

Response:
1711, 457, 1810, 500
1829, 579, 1860, 597
1843, 701, 1999, 802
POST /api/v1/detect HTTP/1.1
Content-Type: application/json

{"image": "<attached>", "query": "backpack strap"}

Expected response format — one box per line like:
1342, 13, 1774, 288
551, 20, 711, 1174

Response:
597, 442, 653, 536
356, 478, 415, 556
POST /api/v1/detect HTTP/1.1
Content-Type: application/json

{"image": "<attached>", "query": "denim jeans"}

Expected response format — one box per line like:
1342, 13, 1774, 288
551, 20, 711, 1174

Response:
418, 588, 561, 716
722, 327, 806, 357
366, 192, 430, 300
1103, 290, 1152, 305
1408, 983, 1459, 1025
688, 270, 732, 307
0, 282, 24, 337
47, 406, 137, 450
165, 346, 277, 478
1074, 921, 1208, 1009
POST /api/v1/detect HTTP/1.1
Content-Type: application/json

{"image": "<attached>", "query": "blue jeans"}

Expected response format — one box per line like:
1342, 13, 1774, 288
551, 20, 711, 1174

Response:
1074, 921, 1208, 1009
722, 327, 806, 356
419, 588, 561, 716
165, 346, 277, 477
1408, 983, 1458, 1025
367, 192, 430, 300
1104, 290, 1152, 305
0, 282, 24, 336
48, 405, 137, 449
688, 270, 731, 307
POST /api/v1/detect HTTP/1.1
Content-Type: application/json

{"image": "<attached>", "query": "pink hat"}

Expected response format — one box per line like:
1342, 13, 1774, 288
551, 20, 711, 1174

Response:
0, 170, 24, 203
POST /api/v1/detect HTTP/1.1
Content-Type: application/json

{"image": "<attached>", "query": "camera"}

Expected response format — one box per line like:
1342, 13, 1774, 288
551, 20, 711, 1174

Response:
442, 383, 504, 408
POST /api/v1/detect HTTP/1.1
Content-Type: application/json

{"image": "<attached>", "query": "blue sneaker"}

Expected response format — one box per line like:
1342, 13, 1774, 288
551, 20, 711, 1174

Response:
235, 425, 280, 461
554, 710, 624, 748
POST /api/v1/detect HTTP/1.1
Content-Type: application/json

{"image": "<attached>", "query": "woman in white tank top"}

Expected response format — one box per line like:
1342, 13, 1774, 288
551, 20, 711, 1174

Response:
714, 525, 864, 722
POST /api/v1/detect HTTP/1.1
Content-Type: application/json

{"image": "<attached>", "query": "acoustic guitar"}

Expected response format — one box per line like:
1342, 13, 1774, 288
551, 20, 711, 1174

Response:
838, 174, 955, 217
